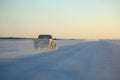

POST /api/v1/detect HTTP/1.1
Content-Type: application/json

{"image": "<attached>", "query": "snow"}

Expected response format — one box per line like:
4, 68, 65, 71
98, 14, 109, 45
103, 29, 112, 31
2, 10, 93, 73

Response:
0, 39, 120, 80
0, 39, 84, 58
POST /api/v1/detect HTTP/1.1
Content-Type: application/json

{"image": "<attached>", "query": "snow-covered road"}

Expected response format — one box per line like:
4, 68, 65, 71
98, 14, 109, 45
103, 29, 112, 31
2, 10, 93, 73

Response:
0, 39, 120, 80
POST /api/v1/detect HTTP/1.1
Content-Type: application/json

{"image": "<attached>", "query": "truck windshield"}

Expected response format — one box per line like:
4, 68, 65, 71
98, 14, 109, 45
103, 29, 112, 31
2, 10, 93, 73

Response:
38, 35, 52, 39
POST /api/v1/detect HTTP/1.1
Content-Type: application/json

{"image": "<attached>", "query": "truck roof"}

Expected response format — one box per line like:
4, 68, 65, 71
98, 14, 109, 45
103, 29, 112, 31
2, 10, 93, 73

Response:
38, 35, 52, 39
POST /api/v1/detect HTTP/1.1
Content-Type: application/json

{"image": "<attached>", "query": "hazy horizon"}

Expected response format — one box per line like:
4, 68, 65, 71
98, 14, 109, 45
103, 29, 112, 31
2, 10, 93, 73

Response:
0, 0, 120, 39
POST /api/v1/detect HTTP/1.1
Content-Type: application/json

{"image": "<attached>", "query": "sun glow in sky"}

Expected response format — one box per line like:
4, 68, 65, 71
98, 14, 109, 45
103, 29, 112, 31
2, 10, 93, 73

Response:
0, 0, 120, 39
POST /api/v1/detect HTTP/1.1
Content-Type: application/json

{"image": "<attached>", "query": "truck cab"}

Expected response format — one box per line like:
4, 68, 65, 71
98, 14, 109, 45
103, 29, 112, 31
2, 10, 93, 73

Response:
34, 35, 56, 49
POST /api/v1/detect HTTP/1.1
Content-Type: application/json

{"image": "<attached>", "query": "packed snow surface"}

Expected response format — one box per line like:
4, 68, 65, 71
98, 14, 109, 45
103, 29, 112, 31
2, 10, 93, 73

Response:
0, 39, 120, 80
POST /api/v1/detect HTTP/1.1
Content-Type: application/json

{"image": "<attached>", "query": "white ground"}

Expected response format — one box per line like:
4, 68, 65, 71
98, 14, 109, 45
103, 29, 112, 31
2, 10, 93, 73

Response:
0, 39, 120, 80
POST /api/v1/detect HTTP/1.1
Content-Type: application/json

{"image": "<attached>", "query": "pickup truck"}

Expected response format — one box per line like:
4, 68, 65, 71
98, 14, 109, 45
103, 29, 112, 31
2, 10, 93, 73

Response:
34, 35, 56, 49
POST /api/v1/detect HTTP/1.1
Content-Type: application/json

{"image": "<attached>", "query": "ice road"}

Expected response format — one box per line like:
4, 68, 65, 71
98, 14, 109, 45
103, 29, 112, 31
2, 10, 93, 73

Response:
0, 39, 120, 80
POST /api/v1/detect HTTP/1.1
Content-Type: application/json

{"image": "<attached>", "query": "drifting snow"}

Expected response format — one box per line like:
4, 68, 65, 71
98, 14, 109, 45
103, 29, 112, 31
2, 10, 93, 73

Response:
0, 39, 120, 80
0, 39, 83, 58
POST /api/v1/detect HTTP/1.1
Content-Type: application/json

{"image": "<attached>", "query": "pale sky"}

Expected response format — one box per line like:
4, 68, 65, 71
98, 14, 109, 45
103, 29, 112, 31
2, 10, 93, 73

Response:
0, 0, 120, 39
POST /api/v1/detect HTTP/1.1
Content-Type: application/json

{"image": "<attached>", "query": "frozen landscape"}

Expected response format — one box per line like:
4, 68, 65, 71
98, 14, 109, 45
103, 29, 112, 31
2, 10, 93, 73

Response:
0, 39, 120, 80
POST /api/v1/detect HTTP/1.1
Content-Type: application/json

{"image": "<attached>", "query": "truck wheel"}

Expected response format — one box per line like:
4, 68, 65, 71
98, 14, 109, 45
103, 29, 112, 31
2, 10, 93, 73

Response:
52, 42, 56, 49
